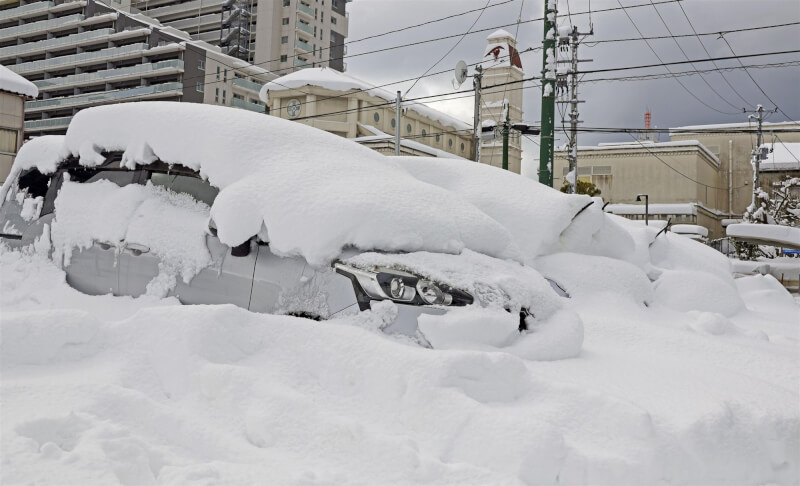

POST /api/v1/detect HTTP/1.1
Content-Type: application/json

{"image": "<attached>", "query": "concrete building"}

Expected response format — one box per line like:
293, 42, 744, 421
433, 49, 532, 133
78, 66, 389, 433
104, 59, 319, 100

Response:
260, 67, 473, 158
759, 141, 800, 198
0, 0, 275, 137
554, 121, 800, 240
0, 64, 37, 182
479, 29, 523, 173
127, 0, 349, 73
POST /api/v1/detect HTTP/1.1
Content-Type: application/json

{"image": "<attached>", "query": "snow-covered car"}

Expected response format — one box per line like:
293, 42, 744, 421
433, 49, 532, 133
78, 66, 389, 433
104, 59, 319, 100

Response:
0, 102, 568, 339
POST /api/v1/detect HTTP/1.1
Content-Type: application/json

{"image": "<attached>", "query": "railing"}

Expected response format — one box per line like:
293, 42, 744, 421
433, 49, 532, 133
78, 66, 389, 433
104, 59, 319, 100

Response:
295, 20, 313, 36
294, 57, 309, 68
232, 77, 264, 93
294, 38, 311, 52
24, 116, 73, 131
0, 1, 54, 22
0, 13, 84, 41
26, 82, 183, 111
34, 60, 184, 89
296, 2, 315, 17
0, 28, 116, 60
11, 43, 149, 74
232, 97, 265, 113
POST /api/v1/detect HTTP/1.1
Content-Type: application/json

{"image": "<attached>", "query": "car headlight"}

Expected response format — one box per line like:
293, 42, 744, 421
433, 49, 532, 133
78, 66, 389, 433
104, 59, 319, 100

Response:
334, 263, 472, 307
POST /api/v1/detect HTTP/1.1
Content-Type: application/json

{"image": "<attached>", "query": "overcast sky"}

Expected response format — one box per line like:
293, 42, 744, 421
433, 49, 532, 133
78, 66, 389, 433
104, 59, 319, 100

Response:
343, 0, 800, 176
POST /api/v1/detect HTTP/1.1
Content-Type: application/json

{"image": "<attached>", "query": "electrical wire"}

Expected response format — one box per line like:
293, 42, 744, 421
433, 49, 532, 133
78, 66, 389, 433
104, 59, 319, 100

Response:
614, 0, 741, 115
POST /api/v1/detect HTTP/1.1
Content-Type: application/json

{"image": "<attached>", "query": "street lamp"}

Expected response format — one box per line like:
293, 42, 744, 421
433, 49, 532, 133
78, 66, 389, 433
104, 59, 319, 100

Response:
636, 194, 649, 226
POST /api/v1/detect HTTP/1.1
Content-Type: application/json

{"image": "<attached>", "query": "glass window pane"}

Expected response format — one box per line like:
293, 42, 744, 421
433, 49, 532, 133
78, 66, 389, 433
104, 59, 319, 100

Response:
150, 173, 219, 206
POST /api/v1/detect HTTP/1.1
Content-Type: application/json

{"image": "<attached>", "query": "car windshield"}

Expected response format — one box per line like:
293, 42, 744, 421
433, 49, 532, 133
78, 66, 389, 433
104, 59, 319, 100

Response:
150, 172, 219, 207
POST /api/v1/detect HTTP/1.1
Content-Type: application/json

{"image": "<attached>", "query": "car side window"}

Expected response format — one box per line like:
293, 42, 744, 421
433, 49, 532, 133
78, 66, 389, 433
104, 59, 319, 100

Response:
149, 172, 219, 207
67, 167, 137, 187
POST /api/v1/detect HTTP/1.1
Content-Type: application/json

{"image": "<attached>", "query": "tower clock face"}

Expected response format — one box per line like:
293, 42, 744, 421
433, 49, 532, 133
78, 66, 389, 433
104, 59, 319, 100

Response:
287, 99, 301, 117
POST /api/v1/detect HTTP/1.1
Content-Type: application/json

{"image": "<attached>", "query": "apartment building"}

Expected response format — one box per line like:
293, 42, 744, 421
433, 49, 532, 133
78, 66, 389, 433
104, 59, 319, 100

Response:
125, 0, 349, 73
0, 0, 274, 137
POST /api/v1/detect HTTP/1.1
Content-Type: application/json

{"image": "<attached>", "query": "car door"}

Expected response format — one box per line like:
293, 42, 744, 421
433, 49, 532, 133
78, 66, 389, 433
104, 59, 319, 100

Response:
59, 164, 141, 296
117, 167, 257, 308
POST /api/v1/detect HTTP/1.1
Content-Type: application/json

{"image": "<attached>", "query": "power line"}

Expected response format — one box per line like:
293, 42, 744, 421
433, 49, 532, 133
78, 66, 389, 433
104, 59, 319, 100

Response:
583, 21, 800, 47
614, 0, 740, 115
646, 0, 744, 112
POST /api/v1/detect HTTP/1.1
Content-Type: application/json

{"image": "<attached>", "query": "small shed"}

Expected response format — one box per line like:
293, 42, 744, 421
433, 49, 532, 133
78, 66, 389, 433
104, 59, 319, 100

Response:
0, 64, 38, 183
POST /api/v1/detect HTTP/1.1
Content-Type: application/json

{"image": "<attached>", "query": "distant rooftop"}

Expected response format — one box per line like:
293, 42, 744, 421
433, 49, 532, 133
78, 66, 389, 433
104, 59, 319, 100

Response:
0, 64, 37, 98
671, 120, 800, 132
556, 140, 720, 165
760, 142, 800, 171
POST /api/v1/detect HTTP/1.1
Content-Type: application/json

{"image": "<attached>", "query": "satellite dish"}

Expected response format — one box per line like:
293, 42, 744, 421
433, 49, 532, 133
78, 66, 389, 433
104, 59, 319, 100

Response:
452, 60, 468, 88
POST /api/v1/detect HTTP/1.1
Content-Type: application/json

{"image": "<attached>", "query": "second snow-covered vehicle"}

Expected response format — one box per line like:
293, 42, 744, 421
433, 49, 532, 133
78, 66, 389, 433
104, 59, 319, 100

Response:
0, 102, 567, 337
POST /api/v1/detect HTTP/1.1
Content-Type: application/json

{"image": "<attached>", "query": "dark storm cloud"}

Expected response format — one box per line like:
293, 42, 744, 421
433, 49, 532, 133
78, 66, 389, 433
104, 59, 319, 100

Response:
344, 0, 800, 171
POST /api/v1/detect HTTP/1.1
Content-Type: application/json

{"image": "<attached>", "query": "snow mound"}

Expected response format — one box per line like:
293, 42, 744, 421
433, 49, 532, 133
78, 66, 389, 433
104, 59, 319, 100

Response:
0, 63, 38, 98
32, 102, 522, 266
653, 270, 744, 317
535, 252, 654, 305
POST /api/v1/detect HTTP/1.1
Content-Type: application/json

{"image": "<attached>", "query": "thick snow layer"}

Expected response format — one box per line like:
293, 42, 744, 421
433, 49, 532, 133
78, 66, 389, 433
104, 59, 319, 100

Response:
354, 124, 466, 159
605, 202, 697, 215
0, 135, 65, 205
392, 156, 596, 261
535, 252, 654, 305
2, 247, 798, 484
0, 63, 38, 98
259, 68, 470, 131
34, 102, 520, 266
653, 270, 744, 317
671, 223, 709, 237
728, 223, 800, 249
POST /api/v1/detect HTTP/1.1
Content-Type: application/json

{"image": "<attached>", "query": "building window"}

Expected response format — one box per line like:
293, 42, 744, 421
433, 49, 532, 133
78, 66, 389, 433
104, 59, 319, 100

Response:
223, 69, 227, 82
421, 129, 426, 137
435, 134, 440, 143
460, 142, 465, 152
332, 0, 338, 6
391, 118, 395, 128
406, 123, 412, 134
373, 112, 379, 123
215, 88, 219, 102
281, 36, 288, 44
448, 139, 453, 148
198, 59, 205, 70
331, 16, 337, 24
222, 90, 226, 104
216, 66, 220, 80
280, 54, 288, 62
0, 128, 17, 153
196, 82, 204, 92
283, 0, 290, 6
282, 17, 289, 25
321, 12, 324, 22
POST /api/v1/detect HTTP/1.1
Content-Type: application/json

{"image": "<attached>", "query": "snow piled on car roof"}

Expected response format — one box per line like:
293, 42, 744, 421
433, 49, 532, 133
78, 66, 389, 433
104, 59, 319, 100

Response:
9, 102, 523, 265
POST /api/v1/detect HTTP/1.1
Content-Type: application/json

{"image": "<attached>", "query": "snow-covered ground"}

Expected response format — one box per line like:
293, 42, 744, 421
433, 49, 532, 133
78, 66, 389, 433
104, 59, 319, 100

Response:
2, 244, 797, 485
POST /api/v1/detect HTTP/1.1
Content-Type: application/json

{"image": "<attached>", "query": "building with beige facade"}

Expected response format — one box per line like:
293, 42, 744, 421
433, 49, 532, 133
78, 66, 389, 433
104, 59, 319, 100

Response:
554, 121, 800, 240
259, 67, 474, 159
0, 64, 37, 183
479, 29, 524, 173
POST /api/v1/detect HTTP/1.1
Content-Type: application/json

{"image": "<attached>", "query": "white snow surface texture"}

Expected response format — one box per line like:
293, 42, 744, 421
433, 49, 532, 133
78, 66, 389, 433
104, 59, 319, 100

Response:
2, 242, 798, 484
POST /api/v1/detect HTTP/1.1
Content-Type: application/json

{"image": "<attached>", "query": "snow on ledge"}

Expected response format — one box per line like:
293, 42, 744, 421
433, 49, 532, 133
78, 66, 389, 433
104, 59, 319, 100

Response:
0, 64, 38, 98
605, 203, 697, 216
727, 223, 800, 250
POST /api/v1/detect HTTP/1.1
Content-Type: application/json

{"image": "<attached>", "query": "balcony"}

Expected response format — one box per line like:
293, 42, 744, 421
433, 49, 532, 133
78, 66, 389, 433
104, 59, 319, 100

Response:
0, 1, 55, 22
296, 2, 315, 19
35, 60, 185, 92
294, 38, 311, 53
0, 28, 116, 62
0, 14, 84, 42
165, 13, 221, 33
232, 77, 264, 94
11, 43, 150, 75
294, 58, 309, 68
232, 97, 265, 113
295, 20, 314, 36
145, 0, 224, 22
24, 116, 73, 132
26, 82, 183, 113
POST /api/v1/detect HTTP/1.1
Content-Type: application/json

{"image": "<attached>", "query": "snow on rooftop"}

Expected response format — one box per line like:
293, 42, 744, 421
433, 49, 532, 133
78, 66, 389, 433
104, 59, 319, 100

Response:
760, 142, 800, 171
605, 203, 697, 216
6, 102, 519, 266
259, 68, 470, 130
0, 64, 38, 98
671, 120, 800, 132
487, 29, 515, 41
558, 140, 720, 165
354, 124, 466, 160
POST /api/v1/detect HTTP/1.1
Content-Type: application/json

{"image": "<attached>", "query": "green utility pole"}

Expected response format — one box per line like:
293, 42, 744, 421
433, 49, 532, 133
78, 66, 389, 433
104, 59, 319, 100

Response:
538, 0, 556, 186
502, 108, 510, 171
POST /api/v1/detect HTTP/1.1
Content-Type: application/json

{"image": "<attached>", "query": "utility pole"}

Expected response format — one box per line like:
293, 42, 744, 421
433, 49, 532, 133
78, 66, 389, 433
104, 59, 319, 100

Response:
473, 65, 483, 162
502, 103, 510, 171
538, 0, 556, 186
749, 105, 766, 211
557, 25, 592, 194
395, 91, 401, 156
495, 101, 539, 171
